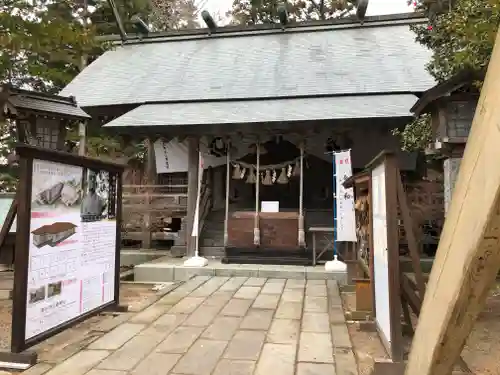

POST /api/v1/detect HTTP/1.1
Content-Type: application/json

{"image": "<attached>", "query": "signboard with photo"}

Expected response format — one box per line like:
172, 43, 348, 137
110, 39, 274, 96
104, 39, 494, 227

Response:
11, 145, 124, 353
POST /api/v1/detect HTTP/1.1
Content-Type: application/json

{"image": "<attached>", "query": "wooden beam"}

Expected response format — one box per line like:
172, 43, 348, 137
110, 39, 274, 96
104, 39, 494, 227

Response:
0, 198, 17, 250
405, 29, 500, 375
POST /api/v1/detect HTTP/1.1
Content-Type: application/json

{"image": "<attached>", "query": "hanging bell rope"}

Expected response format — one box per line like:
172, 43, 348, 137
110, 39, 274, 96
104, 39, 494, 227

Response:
253, 141, 261, 246
224, 139, 231, 247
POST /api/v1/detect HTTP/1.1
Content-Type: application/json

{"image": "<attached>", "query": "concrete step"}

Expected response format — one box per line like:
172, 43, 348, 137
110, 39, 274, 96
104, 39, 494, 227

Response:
200, 246, 225, 258
133, 255, 347, 283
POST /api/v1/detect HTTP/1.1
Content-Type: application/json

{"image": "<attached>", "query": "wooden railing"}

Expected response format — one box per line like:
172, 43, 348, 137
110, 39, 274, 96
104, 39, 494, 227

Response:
121, 184, 188, 245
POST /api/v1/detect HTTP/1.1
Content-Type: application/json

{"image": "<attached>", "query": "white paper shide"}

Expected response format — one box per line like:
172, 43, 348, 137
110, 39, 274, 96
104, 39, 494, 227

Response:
335, 150, 357, 242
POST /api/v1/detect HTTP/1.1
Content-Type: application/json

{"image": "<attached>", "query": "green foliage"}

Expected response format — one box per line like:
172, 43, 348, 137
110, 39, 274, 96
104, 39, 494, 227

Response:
411, 0, 500, 83
0, 0, 101, 92
396, 0, 499, 151
392, 114, 432, 152
228, 0, 356, 25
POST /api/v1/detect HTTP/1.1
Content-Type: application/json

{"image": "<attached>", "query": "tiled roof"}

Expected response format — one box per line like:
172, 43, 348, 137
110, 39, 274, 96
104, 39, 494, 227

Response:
61, 14, 434, 108
103, 94, 418, 128
7, 94, 90, 119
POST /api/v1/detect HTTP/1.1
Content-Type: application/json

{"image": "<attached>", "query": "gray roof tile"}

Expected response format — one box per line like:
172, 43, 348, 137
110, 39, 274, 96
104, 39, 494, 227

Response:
62, 19, 434, 107
103, 94, 418, 128
8, 95, 90, 119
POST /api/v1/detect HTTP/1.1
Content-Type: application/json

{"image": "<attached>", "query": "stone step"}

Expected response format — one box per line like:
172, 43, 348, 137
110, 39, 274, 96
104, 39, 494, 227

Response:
199, 246, 225, 258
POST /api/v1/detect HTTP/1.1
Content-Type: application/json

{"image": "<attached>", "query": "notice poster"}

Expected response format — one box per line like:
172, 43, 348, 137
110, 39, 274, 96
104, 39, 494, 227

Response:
334, 150, 357, 242
26, 159, 117, 340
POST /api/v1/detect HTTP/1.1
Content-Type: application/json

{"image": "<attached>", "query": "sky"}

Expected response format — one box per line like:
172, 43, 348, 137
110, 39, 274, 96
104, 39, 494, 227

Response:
203, 0, 414, 22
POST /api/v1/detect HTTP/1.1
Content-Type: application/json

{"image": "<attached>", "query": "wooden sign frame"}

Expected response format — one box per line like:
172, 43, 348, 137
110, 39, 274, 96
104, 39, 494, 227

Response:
365, 151, 404, 361
0, 144, 125, 368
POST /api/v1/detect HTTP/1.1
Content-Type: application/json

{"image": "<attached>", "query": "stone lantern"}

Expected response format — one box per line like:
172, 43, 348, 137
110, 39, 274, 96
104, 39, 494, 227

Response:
410, 70, 482, 213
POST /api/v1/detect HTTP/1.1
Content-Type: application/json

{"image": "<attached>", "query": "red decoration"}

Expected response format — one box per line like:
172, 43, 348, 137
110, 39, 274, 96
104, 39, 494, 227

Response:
427, 25, 433, 30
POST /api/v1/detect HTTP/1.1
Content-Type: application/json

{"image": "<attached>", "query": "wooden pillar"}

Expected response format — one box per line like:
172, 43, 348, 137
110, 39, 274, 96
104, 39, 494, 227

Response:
142, 138, 156, 249
186, 137, 199, 257
405, 28, 500, 375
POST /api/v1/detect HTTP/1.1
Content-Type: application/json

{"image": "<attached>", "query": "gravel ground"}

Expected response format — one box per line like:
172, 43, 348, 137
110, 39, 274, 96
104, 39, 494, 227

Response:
341, 282, 500, 375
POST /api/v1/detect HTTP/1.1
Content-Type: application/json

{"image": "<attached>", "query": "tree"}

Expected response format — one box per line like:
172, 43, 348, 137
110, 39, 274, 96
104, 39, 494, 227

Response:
394, 0, 500, 151
411, 0, 500, 82
228, 0, 356, 25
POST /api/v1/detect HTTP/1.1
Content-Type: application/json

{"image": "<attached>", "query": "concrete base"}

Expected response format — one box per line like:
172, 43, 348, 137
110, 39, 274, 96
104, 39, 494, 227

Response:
120, 249, 170, 267
134, 256, 348, 283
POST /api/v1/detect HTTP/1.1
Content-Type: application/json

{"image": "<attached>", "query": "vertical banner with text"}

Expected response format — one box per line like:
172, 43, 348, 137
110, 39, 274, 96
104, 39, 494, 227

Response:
335, 150, 357, 242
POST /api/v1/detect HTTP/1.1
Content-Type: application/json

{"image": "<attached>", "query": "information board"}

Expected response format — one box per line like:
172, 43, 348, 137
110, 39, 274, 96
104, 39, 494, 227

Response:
25, 159, 117, 340
371, 162, 391, 347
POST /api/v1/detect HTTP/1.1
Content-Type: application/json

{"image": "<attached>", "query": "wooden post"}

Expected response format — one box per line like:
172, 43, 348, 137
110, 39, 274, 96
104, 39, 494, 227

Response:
142, 138, 156, 249
405, 29, 500, 375
298, 141, 305, 247
253, 140, 260, 246
186, 137, 199, 257
224, 141, 231, 247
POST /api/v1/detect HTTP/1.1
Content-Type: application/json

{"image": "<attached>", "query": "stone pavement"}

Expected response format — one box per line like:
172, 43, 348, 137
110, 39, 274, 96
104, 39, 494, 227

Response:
38, 276, 358, 375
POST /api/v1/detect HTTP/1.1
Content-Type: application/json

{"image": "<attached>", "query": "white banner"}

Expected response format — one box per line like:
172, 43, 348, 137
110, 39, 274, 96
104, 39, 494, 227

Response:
335, 150, 357, 242
191, 153, 204, 237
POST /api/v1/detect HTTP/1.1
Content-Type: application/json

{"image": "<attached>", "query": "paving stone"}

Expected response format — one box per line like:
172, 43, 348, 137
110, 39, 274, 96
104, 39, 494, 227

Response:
254, 343, 296, 375
212, 359, 256, 375
94, 313, 132, 333
330, 306, 346, 324
130, 304, 172, 324
267, 319, 300, 345
155, 326, 204, 353
178, 276, 211, 292
281, 290, 304, 303
239, 309, 274, 330
302, 313, 331, 333
331, 323, 353, 349
202, 291, 233, 308
86, 370, 127, 375
298, 332, 334, 363
189, 277, 229, 297
22, 363, 53, 375
88, 323, 146, 350
44, 350, 110, 375
202, 316, 242, 341
131, 353, 181, 375
153, 312, 188, 327
169, 297, 206, 314
261, 282, 284, 295
275, 301, 302, 320
252, 294, 280, 309
307, 280, 326, 286
334, 347, 358, 375
183, 304, 223, 327
172, 339, 227, 375
97, 327, 166, 371
266, 278, 286, 284
304, 296, 328, 313
224, 330, 265, 360
233, 286, 261, 300
285, 279, 305, 289
244, 277, 267, 286
305, 285, 328, 297
219, 277, 248, 291
157, 292, 188, 305
221, 298, 253, 316
296, 362, 337, 375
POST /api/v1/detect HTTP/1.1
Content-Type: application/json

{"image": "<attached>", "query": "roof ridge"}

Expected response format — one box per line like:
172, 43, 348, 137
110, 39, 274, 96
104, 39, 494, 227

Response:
100, 12, 426, 45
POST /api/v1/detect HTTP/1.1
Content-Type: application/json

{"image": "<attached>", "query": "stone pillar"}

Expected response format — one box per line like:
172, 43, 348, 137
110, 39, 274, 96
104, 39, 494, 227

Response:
186, 137, 199, 257
443, 157, 462, 214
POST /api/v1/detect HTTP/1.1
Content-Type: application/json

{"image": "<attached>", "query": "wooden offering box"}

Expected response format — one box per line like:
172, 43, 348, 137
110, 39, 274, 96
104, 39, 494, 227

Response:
227, 211, 299, 249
